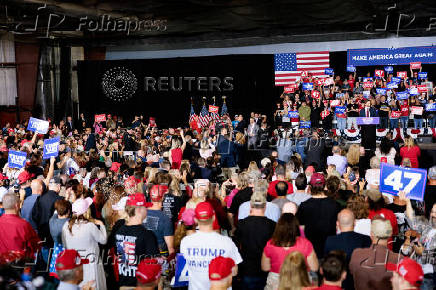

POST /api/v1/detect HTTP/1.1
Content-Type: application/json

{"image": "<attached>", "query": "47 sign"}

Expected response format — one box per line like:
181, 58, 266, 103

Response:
380, 163, 427, 201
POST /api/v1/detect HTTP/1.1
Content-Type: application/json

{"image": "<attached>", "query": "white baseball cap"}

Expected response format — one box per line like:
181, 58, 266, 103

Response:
72, 197, 93, 216
112, 196, 128, 211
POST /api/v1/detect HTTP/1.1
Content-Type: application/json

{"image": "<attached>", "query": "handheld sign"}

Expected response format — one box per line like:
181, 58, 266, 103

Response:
27, 117, 49, 134
387, 82, 398, 89
325, 68, 334, 75
347, 65, 356, 72
95, 114, 106, 123
209, 105, 219, 113
284, 86, 295, 93
425, 103, 436, 112
384, 66, 393, 72
410, 62, 421, 69
363, 81, 373, 89
335, 106, 346, 117
363, 77, 373, 82
375, 70, 384, 78
311, 90, 320, 99
380, 163, 427, 201
376, 88, 387, 95
408, 87, 418, 96
397, 71, 407, 79
288, 111, 299, 118
299, 121, 311, 128
8, 150, 27, 169
362, 90, 371, 98
330, 100, 340, 107
418, 72, 427, 79
172, 254, 189, 287
390, 111, 401, 118
417, 85, 427, 93
411, 106, 423, 115
391, 77, 402, 84
43, 137, 60, 159
302, 82, 313, 91
396, 91, 409, 100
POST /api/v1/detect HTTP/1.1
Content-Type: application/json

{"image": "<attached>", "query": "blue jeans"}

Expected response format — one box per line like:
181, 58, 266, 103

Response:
400, 117, 409, 129
429, 115, 436, 128
242, 275, 267, 290
414, 119, 423, 129
390, 118, 399, 129
379, 117, 389, 129
337, 118, 346, 131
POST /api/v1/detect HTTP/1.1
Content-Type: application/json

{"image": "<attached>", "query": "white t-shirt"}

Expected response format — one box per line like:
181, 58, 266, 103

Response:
180, 231, 242, 290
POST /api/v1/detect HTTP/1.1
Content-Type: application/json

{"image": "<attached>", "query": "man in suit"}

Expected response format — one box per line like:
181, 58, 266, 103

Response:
234, 115, 247, 133
247, 117, 259, 149
66, 116, 74, 133
359, 100, 378, 150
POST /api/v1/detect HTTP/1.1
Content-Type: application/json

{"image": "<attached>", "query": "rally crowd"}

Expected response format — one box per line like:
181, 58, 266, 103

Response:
0, 67, 435, 290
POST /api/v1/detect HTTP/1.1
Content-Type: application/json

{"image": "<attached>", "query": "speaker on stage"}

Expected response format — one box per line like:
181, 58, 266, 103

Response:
359, 104, 378, 150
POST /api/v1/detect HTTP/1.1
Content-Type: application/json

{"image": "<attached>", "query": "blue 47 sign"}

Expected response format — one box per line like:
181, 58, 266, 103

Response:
380, 163, 427, 201
171, 253, 189, 287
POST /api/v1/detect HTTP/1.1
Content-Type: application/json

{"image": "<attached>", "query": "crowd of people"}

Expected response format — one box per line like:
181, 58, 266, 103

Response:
0, 68, 435, 290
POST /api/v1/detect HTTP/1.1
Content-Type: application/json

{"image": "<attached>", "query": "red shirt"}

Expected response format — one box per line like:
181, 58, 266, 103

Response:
314, 285, 342, 290
400, 105, 409, 117
267, 180, 294, 198
0, 214, 40, 258
400, 145, 421, 168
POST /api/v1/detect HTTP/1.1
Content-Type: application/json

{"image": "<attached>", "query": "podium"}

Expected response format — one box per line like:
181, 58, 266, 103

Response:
357, 117, 379, 150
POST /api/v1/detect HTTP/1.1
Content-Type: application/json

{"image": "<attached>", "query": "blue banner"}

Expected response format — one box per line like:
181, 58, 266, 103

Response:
356, 117, 380, 125
376, 88, 387, 95
288, 111, 299, 118
363, 77, 373, 82
426, 103, 436, 111
380, 163, 427, 201
335, 106, 346, 115
418, 72, 427, 79
8, 150, 27, 169
299, 121, 311, 128
27, 117, 49, 134
325, 68, 334, 75
347, 46, 436, 66
396, 91, 409, 100
408, 87, 418, 96
384, 66, 394, 72
302, 83, 313, 91
172, 254, 189, 287
43, 137, 60, 159
362, 90, 371, 98
347, 65, 356, 72
335, 93, 345, 98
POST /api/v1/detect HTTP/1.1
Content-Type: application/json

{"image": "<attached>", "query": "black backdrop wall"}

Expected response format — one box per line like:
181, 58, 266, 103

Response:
77, 51, 435, 127
77, 55, 276, 128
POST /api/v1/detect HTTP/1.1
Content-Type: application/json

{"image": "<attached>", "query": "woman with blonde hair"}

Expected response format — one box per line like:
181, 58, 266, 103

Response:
102, 185, 126, 233
247, 161, 261, 179
346, 144, 360, 167
169, 130, 186, 169
278, 251, 313, 290
199, 138, 215, 159
400, 135, 421, 168
62, 198, 107, 289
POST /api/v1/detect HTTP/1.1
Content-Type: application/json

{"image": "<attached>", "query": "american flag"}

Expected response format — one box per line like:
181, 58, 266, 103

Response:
199, 104, 211, 127
274, 51, 330, 86
189, 102, 197, 123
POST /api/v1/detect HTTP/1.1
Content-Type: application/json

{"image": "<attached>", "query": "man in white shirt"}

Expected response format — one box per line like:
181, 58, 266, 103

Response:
181, 202, 242, 290
326, 146, 348, 176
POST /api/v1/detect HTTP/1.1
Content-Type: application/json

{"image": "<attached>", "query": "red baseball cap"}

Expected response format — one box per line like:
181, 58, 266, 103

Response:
136, 258, 162, 284
309, 172, 325, 187
126, 193, 146, 207
150, 185, 168, 202
386, 258, 424, 287
195, 202, 214, 220
55, 249, 89, 271
209, 256, 235, 281
18, 171, 34, 184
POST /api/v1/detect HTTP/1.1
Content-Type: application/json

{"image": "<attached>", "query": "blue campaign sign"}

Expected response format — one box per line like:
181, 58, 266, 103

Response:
325, 68, 334, 75
418, 72, 427, 79
396, 91, 409, 100
299, 121, 311, 128
363, 77, 373, 82
362, 90, 371, 98
347, 46, 436, 66
392, 77, 401, 83
335, 106, 346, 115
302, 82, 313, 91
172, 253, 189, 287
380, 163, 427, 201
426, 103, 436, 111
347, 65, 356, 72
288, 111, 299, 118
27, 117, 49, 134
376, 88, 387, 95
8, 150, 27, 169
384, 66, 394, 72
408, 87, 418, 96
43, 137, 60, 159
387, 82, 398, 89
